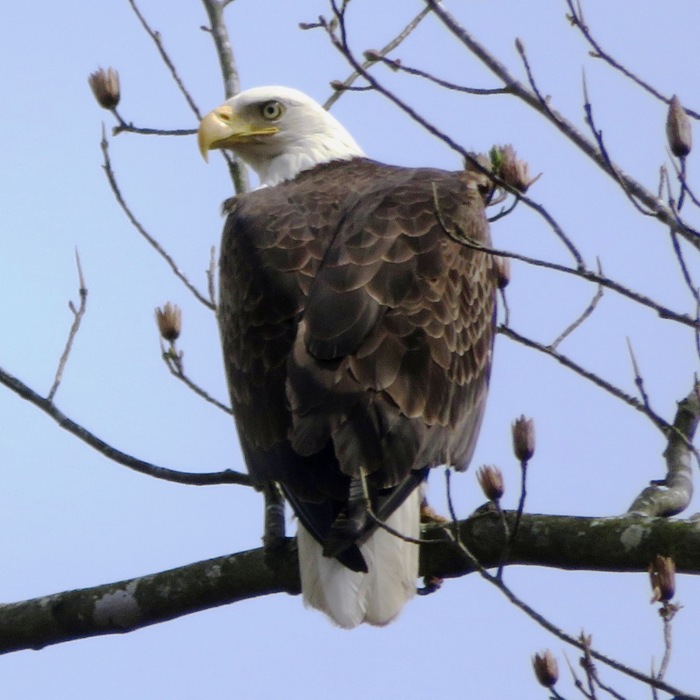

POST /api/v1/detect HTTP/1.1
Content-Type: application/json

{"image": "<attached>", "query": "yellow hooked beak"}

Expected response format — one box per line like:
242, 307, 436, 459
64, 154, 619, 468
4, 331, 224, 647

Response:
197, 105, 279, 161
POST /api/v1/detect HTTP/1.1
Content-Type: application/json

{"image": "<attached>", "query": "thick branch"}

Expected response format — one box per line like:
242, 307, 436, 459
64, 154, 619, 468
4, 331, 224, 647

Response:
0, 544, 299, 655
4, 512, 700, 655
628, 384, 700, 516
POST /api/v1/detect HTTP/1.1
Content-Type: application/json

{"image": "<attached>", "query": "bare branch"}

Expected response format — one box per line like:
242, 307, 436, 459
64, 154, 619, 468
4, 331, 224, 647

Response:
550, 270, 604, 350
0, 364, 250, 487
565, 0, 700, 120
626, 337, 652, 412
0, 545, 299, 655
127, 0, 202, 119
325, 7, 586, 268
444, 231, 697, 334
425, 0, 700, 251
100, 128, 215, 310
200, 0, 250, 193
499, 325, 669, 433
4, 507, 700, 698
160, 342, 232, 415
371, 55, 510, 97
421, 512, 700, 700
200, 0, 241, 99
582, 71, 657, 218
47, 250, 88, 402
323, 4, 434, 110
111, 110, 197, 137
628, 384, 699, 517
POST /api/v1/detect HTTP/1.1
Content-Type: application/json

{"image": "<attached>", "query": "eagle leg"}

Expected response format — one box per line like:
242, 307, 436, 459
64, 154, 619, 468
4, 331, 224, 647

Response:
322, 474, 370, 559
419, 496, 449, 525
262, 482, 288, 570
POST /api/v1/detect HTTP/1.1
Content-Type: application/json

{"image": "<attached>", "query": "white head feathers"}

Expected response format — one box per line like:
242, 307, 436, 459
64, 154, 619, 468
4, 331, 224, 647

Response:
199, 86, 365, 187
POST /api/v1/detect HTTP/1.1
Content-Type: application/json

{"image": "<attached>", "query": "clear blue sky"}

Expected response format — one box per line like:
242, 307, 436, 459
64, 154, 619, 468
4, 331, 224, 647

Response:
0, 1, 698, 698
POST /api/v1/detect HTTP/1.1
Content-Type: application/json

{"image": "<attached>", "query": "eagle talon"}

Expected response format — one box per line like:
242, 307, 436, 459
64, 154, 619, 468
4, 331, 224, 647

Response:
420, 500, 449, 525
417, 576, 444, 596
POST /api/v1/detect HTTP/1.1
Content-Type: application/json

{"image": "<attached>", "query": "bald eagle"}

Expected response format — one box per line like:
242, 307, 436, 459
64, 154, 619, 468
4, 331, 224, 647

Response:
198, 86, 496, 628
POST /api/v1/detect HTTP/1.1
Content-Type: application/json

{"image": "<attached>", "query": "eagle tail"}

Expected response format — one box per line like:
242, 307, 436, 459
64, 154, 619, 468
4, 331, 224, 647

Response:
297, 488, 420, 629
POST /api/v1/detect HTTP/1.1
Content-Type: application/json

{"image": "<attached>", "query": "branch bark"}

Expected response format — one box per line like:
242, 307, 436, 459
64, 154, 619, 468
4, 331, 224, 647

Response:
628, 384, 700, 516
4, 511, 700, 655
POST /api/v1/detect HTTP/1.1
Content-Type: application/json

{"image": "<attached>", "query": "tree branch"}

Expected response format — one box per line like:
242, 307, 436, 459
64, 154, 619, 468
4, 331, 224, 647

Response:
100, 128, 215, 310
200, 0, 250, 193
322, 4, 434, 110
628, 384, 700, 516
425, 0, 700, 251
565, 0, 700, 120
47, 250, 87, 402
127, 0, 202, 119
4, 511, 700, 667
0, 364, 250, 487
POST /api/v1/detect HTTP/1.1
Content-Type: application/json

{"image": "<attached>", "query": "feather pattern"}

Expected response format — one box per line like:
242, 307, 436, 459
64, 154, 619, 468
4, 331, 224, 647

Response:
218, 158, 496, 625
297, 489, 421, 628
208, 83, 495, 628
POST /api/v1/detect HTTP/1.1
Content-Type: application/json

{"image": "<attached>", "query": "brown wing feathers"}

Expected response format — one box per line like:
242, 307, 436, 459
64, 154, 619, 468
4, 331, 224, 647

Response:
218, 158, 496, 565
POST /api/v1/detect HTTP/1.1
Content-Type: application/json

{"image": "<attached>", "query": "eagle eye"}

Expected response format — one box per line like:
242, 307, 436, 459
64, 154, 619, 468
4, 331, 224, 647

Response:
260, 100, 284, 121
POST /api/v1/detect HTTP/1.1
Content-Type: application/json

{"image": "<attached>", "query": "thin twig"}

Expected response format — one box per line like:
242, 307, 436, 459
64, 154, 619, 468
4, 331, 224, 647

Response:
514, 37, 557, 120
127, 0, 202, 119
656, 603, 678, 684
323, 4, 434, 110
200, 0, 250, 193
669, 229, 700, 309
160, 342, 232, 415
565, 0, 700, 120
550, 271, 604, 351
425, 0, 700, 251
626, 337, 651, 411
0, 365, 251, 487
100, 128, 215, 310
47, 250, 88, 402
437, 521, 698, 700
111, 110, 196, 137
497, 455, 530, 580
669, 155, 700, 209
375, 55, 510, 97
500, 325, 670, 434
581, 71, 656, 218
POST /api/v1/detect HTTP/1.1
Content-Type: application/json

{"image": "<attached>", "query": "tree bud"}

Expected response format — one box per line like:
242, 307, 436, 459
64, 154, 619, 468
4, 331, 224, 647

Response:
649, 554, 676, 603
532, 650, 559, 688
476, 465, 505, 501
512, 415, 535, 462
494, 144, 540, 193
88, 67, 121, 110
155, 302, 182, 342
494, 256, 511, 289
666, 95, 692, 158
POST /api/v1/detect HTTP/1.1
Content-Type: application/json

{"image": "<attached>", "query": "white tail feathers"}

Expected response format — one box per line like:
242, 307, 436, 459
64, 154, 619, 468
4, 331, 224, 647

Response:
296, 489, 420, 629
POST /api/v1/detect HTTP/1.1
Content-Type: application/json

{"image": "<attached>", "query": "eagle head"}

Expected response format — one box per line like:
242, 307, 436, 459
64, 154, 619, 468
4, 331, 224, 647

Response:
198, 86, 365, 186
